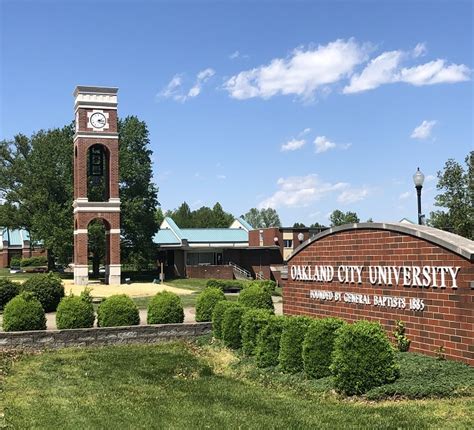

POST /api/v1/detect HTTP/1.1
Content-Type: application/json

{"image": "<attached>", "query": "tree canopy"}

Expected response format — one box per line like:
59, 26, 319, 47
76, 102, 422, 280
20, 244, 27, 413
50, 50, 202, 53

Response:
429, 151, 473, 239
165, 202, 234, 228
329, 210, 360, 227
242, 208, 281, 228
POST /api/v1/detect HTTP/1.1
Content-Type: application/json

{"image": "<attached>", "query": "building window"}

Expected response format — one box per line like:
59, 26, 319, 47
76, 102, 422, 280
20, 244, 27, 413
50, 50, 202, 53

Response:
186, 252, 216, 266
283, 239, 293, 248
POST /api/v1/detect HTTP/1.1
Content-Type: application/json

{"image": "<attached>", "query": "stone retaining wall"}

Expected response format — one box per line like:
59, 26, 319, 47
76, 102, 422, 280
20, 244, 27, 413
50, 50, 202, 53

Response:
0, 322, 212, 350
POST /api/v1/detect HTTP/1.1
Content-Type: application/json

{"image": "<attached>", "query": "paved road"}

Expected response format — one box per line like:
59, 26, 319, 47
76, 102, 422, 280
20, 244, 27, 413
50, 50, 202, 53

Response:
2, 297, 283, 331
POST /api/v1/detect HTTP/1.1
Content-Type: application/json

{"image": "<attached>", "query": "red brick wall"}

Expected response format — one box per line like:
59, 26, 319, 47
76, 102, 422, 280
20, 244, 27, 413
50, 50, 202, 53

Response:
186, 265, 234, 279
284, 229, 473, 365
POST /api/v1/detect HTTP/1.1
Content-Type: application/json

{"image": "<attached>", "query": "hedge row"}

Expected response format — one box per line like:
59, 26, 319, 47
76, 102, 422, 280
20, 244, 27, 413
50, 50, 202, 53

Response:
0, 273, 64, 312
205, 279, 277, 294
10, 256, 48, 268
212, 306, 400, 395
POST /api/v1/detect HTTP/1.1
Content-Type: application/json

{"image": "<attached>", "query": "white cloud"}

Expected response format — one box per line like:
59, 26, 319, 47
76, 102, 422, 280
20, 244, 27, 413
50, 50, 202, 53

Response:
281, 138, 306, 152
411, 120, 437, 140
299, 128, 311, 136
216, 174, 226, 180
158, 68, 215, 102
314, 136, 337, 153
258, 174, 349, 209
314, 136, 351, 154
344, 44, 470, 94
229, 50, 248, 60
337, 187, 370, 204
224, 39, 370, 100
425, 174, 436, 182
399, 191, 411, 200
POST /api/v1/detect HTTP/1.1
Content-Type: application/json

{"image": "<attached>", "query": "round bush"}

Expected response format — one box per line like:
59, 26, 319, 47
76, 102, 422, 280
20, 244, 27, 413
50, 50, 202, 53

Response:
303, 317, 346, 379
248, 280, 277, 294
0, 279, 20, 310
279, 316, 312, 373
56, 295, 95, 329
212, 301, 239, 339
21, 272, 64, 312
255, 315, 287, 368
3, 292, 46, 331
330, 321, 400, 395
241, 308, 272, 356
222, 304, 246, 349
195, 287, 226, 322
238, 284, 274, 312
147, 291, 184, 324
97, 294, 140, 327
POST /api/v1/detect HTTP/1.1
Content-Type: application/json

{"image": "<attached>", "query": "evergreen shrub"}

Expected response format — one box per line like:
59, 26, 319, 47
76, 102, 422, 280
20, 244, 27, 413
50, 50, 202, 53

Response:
255, 315, 287, 368
56, 294, 95, 329
0, 279, 20, 310
221, 303, 246, 349
238, 284, 274, 312
331, 320, 400, 395
21, 272, 64, 312
303, 317, 346, 379
279, 316, 312, 373
3, 292, 46, 331
247, 280, 277, 294
97, 294, 140, 327
195, 287, 226, 322
147, 291, 184, 324
212, 300, 239, 339
241, 308, 272, 356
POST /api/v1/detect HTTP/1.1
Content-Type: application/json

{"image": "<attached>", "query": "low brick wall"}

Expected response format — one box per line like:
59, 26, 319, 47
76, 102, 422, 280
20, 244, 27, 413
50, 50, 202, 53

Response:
186, 265, 234, 279
0, 322, 212, 350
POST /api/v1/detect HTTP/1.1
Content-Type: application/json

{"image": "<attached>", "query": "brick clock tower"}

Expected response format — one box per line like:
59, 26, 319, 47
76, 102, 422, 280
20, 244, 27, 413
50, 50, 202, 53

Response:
73, 86, 121, 285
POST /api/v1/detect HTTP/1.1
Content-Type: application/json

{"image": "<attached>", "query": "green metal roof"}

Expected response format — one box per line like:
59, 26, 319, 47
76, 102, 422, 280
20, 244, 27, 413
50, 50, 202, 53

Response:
153, 229, 181, 245
0, 228, 30, 246
237, 217, 254, 231
180, 228, 248, 243
154, 217, 249, 247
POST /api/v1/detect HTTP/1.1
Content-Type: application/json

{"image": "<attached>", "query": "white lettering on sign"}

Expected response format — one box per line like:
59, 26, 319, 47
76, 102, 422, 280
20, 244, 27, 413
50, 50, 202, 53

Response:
309, 289, 426, 311
292, 265, 460, 289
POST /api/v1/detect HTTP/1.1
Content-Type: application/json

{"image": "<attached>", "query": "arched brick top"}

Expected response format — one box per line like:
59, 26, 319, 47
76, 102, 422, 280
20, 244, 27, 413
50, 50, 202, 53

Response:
289, 223, 474, 262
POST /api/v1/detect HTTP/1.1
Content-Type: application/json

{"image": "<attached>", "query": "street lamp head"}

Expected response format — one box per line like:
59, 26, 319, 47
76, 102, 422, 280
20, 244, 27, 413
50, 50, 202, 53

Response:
413, 167, 425, 188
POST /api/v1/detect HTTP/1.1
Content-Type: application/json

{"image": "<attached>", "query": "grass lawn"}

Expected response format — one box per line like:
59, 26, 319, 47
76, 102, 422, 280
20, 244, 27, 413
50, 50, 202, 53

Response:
1, 342, 473, 429
0, 268, 37, 281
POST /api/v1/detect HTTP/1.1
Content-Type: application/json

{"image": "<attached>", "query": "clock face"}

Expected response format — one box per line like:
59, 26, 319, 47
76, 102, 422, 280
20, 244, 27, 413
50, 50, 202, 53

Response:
90, 112, 107, 129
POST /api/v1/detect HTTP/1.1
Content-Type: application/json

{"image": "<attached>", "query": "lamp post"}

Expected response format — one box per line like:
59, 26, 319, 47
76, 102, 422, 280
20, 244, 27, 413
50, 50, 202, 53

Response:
413, 167, 425, 225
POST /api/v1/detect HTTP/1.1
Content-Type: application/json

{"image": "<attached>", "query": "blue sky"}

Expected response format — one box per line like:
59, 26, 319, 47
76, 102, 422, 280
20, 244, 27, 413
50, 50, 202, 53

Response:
1, 0, 472, 226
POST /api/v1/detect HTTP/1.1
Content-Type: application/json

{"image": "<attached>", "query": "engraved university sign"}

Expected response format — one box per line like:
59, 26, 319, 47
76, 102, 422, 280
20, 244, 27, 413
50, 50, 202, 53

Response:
284, 223, 474, 365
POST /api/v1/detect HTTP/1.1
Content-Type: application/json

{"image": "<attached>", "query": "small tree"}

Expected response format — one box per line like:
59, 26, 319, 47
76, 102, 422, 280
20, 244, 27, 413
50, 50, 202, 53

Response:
329, 210, 360, 227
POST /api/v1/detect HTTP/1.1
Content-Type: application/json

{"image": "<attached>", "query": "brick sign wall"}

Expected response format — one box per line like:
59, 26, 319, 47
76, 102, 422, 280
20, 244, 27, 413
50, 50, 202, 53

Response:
284, 224, 473, 365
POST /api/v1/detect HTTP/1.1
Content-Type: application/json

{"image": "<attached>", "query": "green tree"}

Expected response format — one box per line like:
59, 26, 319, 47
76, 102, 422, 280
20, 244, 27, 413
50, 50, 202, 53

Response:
88, 220, 106, 278
329, 210, 360, 227
167, 202, 234, 228
118, 116, 159, 269
310, 222, 327, 229
211, 202, 234, 227
155, 207, 164, 227
0, 126, 74, 267
429, 152, 473, 239
243, 208, 281, 228
172, 202, 193, 228
293, 222, 306, 228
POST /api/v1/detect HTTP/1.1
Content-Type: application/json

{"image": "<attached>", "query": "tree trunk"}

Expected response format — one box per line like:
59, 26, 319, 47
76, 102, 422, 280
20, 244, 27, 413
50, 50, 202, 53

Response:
47, 251, 55, 271
92, 253, 100, 279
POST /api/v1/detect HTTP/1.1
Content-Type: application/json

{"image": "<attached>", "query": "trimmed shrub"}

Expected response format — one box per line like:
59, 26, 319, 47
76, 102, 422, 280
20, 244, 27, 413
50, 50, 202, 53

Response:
21, 272, 64, 312
238, 284, 274, 312
3, 292, 46, 331
241, 308, 272, 356
303, 317, 346, 379
147, 291, 184, 324
20, 256, 48, 267
222, 304, 246, 349
212, 301, 239, 339
205, 279, 247, 292
279, 316, 312, 373
247, 280, 277, 294
331, 320, 400, 395
0, 279, 20, 310
255, 315, 287, 368
195, 287, 226, 322
56, 294, 95, 329
9, 257, 21, 268
97, 294, 140, 327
